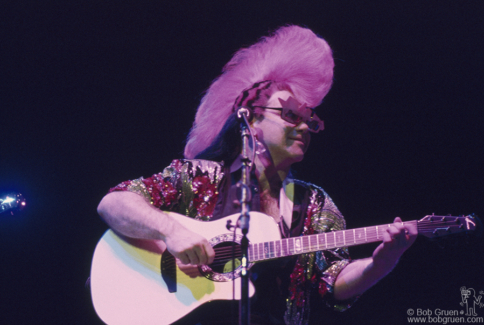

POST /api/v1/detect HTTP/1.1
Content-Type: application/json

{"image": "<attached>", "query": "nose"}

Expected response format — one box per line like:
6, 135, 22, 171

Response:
295, 120, 310, 133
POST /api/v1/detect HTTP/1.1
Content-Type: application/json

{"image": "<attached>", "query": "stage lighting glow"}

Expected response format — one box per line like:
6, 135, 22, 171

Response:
0, 193, 26, 214
3, 196, 15, 204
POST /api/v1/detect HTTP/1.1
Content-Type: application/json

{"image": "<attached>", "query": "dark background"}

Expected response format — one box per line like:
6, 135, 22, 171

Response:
1, 1, 483, 324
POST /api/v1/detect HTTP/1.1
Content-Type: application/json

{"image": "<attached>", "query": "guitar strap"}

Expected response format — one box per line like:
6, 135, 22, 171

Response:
280, 178, 294, 237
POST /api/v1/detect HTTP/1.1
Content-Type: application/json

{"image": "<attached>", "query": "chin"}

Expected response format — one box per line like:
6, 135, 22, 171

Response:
290, 152, 305, 163
295, 155, 305, 163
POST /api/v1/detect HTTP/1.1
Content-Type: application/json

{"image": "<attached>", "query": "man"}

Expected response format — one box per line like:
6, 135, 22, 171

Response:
97, 25, 417, 324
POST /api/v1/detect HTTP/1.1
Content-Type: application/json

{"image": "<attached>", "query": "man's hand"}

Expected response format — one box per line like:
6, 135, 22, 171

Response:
163, 222, 215, 266
372, 217, 418, 271
334, 217, 418, 301
98, 191, 215, 267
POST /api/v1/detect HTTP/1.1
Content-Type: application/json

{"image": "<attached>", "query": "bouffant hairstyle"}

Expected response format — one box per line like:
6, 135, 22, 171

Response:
184, 25, 334, 159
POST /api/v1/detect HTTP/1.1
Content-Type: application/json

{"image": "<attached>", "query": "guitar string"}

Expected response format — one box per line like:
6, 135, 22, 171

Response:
210, 221, 466, 255
207, 221, 468, 265
211, 220, 463, 253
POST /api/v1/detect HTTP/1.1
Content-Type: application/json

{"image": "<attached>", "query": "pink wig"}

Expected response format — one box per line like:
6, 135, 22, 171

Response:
184, 25, 334, 159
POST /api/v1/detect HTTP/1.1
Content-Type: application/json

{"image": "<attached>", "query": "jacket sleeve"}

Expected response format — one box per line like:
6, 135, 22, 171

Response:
108, 159, 184, 211
108, 159, 225, 220
311, 187, 358, 311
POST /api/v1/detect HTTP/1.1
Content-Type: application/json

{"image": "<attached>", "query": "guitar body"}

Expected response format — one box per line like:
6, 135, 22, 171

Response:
90, 212, 280, 325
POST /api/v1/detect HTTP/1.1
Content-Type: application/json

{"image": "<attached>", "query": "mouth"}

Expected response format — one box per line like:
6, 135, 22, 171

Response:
290, 138, 306, 145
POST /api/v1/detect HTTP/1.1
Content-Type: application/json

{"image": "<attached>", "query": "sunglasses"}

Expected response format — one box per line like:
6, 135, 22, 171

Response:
252, 96, 324, 133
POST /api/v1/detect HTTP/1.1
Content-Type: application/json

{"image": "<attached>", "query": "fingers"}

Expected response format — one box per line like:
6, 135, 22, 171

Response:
176, 239, 214, 266
383, 217, 416, 248
165, 224, 214, 266
185, 247, 201, 265
203, 241, 215, 265
188, 242, 211, 266
372, 217, 418, 269
383, 224, 402, 243
177, 253, 190, 265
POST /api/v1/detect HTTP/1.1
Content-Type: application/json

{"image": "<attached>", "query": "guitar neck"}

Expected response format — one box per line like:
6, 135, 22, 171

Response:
248, 221, 416, 262
248, 214, 477, 262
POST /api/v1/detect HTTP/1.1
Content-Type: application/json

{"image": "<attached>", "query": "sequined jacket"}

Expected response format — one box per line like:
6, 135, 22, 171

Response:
110, 159, 355, 324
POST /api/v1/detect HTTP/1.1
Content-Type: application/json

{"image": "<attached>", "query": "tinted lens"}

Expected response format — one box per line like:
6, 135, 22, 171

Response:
282, 107, 302, 124
306, 120, 319, 131
306, 119, 324, 132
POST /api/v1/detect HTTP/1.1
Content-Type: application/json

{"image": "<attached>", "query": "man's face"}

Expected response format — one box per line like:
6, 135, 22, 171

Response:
252, 90, 311, 168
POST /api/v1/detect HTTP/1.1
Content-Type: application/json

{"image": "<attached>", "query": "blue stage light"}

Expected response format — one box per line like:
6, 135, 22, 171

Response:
0, 193, 26, 215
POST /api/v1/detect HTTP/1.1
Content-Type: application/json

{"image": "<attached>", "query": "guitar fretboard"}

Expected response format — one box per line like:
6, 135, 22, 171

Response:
248, 221, 417, 262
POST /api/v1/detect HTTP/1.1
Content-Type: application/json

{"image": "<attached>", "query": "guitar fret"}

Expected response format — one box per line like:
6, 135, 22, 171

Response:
318, 233, 326, 249
282, 238, 289, 257
345, 229, 354, 246
335, 231, 344, 248
264, 242, 270, 259
256, 245, 260, 260
255, 243, 259, 261
355, 228, 365, 244
366, 226, 377, 242
364, 227, 367, 242
310, 235, 318, 251
295, 237, 302, 253
248, 245, 253, 261
288, 238, 294, 255
259, 242, 264, 260
275, 240, 281, 257
326, 232, 334, 249
302, 236, 309, 253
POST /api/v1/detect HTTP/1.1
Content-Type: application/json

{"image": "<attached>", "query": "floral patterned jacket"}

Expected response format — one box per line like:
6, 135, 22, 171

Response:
109, 159, 356, 324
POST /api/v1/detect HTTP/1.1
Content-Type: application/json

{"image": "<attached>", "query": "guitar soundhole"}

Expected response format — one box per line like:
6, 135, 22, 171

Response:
209, 241, 242, 274
199, 233, 252, 282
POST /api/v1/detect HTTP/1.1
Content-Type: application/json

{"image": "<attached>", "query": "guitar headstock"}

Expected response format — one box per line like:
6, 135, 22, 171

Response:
417, 214, 479, 239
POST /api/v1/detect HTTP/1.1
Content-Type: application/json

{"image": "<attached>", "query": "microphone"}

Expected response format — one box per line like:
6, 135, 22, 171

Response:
236, 106, 253, 123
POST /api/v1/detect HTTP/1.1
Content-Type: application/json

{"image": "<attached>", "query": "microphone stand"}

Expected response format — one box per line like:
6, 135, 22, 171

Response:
236, 107, 252, 325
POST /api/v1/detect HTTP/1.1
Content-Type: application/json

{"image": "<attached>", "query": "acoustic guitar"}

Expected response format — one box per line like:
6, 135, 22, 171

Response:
90, 212, 477, 324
